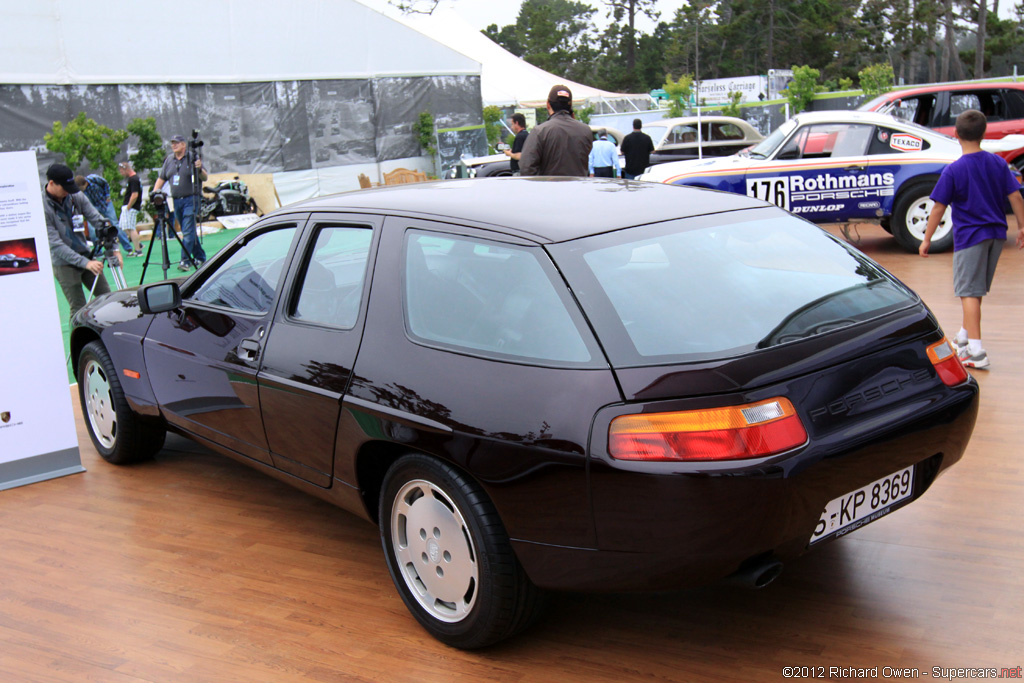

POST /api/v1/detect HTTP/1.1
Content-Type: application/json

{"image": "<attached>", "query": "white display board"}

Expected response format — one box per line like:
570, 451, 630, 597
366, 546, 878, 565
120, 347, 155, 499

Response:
0, 151, 84, 490
698, 75, 770, 104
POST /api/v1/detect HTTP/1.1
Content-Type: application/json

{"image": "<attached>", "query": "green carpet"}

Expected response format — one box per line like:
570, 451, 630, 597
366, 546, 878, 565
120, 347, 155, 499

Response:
59, 229, 242, 383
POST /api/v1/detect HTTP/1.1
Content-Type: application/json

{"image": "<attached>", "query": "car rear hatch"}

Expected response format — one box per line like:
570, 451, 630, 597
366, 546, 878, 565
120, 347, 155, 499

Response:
548, 206, 978, 568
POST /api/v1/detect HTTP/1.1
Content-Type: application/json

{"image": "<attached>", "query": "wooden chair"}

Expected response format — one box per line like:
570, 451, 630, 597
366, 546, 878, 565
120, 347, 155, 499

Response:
383, 168, 428, 185
357, 173, 373, 189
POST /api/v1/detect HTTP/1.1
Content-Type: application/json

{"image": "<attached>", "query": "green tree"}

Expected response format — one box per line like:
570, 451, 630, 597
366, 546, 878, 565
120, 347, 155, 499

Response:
482, 105, 504, 153
125, 117, 165, 186
721, 90, 744, 118
44, 112, 129, 193
412, 111, 436, 159
858, 63, 895, 97
663, 73, 693, 118
482, 0, 597, 83
599, 0, 659, 90
784, 65, 824, 113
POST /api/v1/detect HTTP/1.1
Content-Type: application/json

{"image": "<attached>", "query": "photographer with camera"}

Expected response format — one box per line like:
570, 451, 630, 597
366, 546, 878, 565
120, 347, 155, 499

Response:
43, 163, 123, 323
152, 132, 208, 271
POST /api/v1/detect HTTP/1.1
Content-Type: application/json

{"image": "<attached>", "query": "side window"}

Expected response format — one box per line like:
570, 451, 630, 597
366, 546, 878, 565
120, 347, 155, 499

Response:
868, 126, 931, 155
711, 123, 744, 140
1002, 89, 1024, 118
668, 125, 697, 144
779, 124, 871, 159
890, 95, 936, 127
404, 230, 591, 364
192, 227, 296, 312
950, 92, 983, 120
292, 226, 372, 328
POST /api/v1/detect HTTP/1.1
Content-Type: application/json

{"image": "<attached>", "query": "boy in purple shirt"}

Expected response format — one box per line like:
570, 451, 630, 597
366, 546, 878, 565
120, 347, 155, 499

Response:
920, 110, 1024, 369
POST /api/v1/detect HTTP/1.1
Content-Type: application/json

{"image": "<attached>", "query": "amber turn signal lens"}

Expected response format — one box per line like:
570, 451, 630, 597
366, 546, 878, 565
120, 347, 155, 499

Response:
927, 339, 968, 386
609, 398, 807, 462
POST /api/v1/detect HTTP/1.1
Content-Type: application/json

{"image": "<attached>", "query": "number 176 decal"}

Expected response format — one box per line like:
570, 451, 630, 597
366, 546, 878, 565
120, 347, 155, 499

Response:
746, 177, 790, 211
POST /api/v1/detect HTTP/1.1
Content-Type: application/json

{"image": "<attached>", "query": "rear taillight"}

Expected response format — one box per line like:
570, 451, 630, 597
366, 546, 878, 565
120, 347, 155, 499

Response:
927, 339, 969, 386
609, 397, 807, 462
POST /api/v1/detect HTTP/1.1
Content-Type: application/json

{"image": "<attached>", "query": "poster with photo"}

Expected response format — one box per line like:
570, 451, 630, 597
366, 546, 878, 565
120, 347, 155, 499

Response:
0, 150, 83, 490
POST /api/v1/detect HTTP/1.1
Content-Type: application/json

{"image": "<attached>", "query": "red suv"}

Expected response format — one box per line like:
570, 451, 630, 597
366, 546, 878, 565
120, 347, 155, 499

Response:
859, 81, 1024, 170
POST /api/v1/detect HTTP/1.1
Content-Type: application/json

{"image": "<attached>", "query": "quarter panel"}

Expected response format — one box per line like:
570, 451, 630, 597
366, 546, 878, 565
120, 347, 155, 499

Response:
340, 216, 622, 548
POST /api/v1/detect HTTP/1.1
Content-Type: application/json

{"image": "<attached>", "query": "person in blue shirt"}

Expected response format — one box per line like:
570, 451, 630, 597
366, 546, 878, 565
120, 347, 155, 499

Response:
588, 129, 620, 178
919, 109, 1024, 369
75, 173, 135, 253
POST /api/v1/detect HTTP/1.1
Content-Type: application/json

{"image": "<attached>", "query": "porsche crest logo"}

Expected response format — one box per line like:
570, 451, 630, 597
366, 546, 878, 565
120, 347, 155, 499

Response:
1, 412, 10, 424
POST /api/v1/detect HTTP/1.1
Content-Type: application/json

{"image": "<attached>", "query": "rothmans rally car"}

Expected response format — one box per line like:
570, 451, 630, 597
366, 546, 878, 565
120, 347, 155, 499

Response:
639, 111, 961, 252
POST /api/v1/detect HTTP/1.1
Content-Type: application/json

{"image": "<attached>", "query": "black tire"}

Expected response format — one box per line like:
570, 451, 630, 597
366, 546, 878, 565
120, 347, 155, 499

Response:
892, 181, 953, 253
77, 340, 165, 465
379, 454, 544, 649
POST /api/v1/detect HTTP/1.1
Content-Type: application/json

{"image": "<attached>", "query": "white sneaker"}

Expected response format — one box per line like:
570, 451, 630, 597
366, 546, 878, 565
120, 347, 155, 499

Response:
957, 346, 990, 369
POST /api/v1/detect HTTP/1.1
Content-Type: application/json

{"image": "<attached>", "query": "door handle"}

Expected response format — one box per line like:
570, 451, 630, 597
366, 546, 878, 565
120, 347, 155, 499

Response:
844, 165, 866, 172
238, 338, 261, 361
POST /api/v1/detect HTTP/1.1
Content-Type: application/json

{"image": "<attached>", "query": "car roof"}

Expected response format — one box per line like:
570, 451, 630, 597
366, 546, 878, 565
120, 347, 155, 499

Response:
790, 110, 924, 127
647, 115, 753, 127
276, 177, 766, 244
869, 81, 1024, 100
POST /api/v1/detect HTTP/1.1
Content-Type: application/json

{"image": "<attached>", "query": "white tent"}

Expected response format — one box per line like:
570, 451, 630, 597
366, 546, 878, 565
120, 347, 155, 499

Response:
1, 0, 487, 203
3, 0, 479, 84
388, 6, 650, 110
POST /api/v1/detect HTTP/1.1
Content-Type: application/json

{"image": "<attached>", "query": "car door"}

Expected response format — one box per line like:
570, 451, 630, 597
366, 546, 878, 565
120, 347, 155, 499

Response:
143, 219, 302, 465
257, 215, 379, 487
746, 121, 874, 222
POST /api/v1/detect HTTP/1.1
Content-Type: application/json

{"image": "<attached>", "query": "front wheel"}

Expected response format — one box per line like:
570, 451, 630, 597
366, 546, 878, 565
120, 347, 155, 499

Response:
892, 182, 953, 252
379, 454, 544, 649
78, 340, 165, 464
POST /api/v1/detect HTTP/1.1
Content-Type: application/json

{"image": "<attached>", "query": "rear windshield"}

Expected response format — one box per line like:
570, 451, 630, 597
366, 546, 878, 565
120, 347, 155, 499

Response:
548, 208, 917, 367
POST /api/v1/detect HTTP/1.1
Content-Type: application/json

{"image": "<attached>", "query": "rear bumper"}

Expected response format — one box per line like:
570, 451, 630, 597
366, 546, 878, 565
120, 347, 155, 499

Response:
515, 380, 977, 592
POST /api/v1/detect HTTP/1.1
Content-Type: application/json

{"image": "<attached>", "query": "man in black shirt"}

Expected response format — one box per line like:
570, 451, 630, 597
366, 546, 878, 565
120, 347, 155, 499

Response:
621, 118, 656, 179
118, 161, 143, 255
504, 113, 529, 175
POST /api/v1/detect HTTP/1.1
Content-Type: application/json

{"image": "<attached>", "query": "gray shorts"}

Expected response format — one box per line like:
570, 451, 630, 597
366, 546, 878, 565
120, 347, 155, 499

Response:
953, 239, 1003, 297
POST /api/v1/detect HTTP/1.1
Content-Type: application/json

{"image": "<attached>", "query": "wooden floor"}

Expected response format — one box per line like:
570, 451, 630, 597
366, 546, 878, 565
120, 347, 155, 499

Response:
2, 224, 1022, 682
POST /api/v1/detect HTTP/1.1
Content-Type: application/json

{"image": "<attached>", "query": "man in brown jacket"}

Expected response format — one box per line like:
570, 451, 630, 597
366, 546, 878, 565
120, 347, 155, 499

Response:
519, 85, 593, 177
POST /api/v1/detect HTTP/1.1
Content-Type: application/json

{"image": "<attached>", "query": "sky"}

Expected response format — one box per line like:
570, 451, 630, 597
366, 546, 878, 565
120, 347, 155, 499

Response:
372, 0, 689, 33
368, 0, 1018, 34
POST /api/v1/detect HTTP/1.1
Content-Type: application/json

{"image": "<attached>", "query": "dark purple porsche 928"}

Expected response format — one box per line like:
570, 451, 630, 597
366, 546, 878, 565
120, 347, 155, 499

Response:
71, 178, 977, 648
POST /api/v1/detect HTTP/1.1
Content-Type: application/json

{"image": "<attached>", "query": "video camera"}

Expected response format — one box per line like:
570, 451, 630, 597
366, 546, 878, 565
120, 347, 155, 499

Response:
94, 222, 118, 241
89, 220, 120, 259
149, 189, 170, 220
189, 128, 203, 151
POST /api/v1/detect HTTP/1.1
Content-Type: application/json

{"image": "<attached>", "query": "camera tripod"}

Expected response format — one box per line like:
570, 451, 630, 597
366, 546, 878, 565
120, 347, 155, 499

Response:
86, 234, 127, 299
139, 200, 202, 284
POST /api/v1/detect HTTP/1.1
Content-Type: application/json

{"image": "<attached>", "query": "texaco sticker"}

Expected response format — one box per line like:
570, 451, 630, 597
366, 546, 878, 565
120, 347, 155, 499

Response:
890, 134, 923, 152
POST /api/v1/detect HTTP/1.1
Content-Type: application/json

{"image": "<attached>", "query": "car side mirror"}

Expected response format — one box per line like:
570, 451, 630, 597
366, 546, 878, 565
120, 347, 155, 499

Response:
138, 282, 182, 314
776, 148, 800, 160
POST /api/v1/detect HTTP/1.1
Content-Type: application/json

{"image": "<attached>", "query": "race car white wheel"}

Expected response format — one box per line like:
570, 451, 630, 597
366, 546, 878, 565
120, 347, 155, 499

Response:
78, 340, 165, 465
892, 182, 953, 253
379, 454, 544, 648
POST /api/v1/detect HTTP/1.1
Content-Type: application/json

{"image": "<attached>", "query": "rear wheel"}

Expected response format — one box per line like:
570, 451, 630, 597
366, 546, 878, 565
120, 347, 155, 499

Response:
892, 182, 953, 253
379, 454, 544, 649
78, 340, 165, 464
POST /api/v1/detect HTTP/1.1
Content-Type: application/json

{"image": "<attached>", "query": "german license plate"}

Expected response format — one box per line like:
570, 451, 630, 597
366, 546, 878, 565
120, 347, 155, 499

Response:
809, 465, 915, 545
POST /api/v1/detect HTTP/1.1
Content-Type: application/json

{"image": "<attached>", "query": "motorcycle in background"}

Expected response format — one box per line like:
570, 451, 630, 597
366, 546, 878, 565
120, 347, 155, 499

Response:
198, 176, 259, 222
